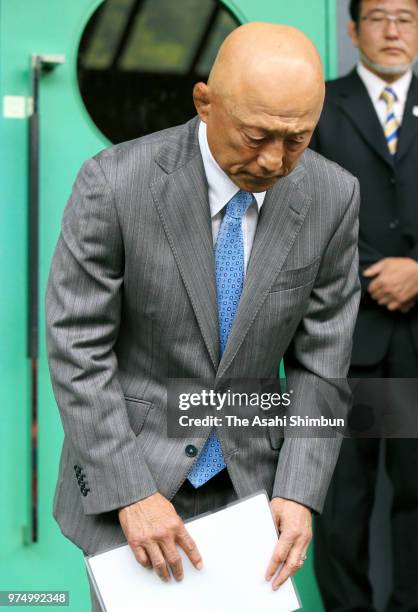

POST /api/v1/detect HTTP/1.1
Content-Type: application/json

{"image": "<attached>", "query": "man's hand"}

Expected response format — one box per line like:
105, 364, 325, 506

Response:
265, 498, 312, 590
363, 258, 418, 311
118, 492, 203, 582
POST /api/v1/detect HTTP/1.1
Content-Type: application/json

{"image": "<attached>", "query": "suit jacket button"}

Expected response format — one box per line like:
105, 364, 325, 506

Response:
389, 219, 399, 229
185, 444, 198, 457
390, 177, 397, 185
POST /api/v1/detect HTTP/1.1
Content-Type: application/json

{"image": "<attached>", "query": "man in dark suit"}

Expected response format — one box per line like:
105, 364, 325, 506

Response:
310, 1, 418, 610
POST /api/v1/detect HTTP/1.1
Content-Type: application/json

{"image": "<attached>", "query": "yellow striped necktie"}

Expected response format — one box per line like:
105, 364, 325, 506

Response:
381, 87, 399, 157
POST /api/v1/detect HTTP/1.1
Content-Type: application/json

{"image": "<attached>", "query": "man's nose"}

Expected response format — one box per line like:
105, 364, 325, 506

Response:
384, 18, 401, 38
257, 142, 284, 174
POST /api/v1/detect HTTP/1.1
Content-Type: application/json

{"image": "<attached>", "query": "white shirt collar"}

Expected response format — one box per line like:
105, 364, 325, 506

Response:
198, 120, 266, 218
357, 62, 412, 105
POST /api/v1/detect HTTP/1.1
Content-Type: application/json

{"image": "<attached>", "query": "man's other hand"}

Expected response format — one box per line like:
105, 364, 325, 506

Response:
363, 257, 418, 311
265, 497, 312, 590
118, 492, 203, 582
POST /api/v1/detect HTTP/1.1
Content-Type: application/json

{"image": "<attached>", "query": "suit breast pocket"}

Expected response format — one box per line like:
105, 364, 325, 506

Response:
269, 257, 321, 293
125, 397, 153, 435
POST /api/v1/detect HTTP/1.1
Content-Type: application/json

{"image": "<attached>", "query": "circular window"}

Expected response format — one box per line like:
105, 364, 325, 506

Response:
77, 0, 240, 143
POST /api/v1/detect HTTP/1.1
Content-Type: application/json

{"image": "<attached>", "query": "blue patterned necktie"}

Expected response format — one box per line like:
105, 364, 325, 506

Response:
381, 87, 400, 157
187, 190, 254, 488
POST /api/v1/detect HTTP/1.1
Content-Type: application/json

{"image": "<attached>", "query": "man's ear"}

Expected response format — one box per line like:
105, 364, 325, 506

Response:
347, 20, 359, 47
193, 82, 211, 121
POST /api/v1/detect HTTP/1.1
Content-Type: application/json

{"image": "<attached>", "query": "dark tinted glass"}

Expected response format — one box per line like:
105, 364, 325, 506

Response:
77, 0, 239, 143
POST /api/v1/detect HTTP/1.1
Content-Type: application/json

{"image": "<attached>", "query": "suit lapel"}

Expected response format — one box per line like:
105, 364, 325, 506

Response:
217, 163, 312, 380
396, 76, 418, 162
150, 119, 219, 370
337, 71, 394, 168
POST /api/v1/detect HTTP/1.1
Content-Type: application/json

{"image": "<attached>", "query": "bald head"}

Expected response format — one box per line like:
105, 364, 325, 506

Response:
208, 22, 324, 111
193, 22, 325, 192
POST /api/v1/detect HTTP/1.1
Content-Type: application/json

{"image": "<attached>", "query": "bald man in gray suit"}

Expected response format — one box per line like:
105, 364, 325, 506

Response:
46, 22, 360, 610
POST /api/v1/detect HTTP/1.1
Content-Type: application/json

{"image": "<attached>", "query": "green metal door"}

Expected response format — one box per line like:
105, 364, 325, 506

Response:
0, 1, 336, 610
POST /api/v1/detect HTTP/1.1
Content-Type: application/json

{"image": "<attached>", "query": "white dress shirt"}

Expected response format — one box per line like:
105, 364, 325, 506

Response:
357, 62, 412, 127
198, 121, 266, 274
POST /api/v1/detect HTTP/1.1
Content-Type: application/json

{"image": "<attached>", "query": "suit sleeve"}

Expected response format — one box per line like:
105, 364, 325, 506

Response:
45, 157, 158, 515
274, 177, 361, 513
311, 126, 380, 297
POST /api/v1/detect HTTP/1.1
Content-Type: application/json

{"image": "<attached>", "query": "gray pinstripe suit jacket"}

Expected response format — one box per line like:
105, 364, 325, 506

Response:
45, 117, 360, 555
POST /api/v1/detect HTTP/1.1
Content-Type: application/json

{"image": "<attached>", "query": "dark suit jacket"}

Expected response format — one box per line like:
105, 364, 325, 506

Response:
310, 69, 418, 366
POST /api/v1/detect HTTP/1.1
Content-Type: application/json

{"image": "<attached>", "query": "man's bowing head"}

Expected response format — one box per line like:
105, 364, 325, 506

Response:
193, 22, 325, 192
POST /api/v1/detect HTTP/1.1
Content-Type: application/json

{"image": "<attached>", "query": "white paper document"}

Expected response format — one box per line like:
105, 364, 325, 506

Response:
86, 492, 301, 612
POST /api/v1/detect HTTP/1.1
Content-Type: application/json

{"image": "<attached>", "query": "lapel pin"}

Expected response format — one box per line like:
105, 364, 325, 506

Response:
413, 106, 418, 117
